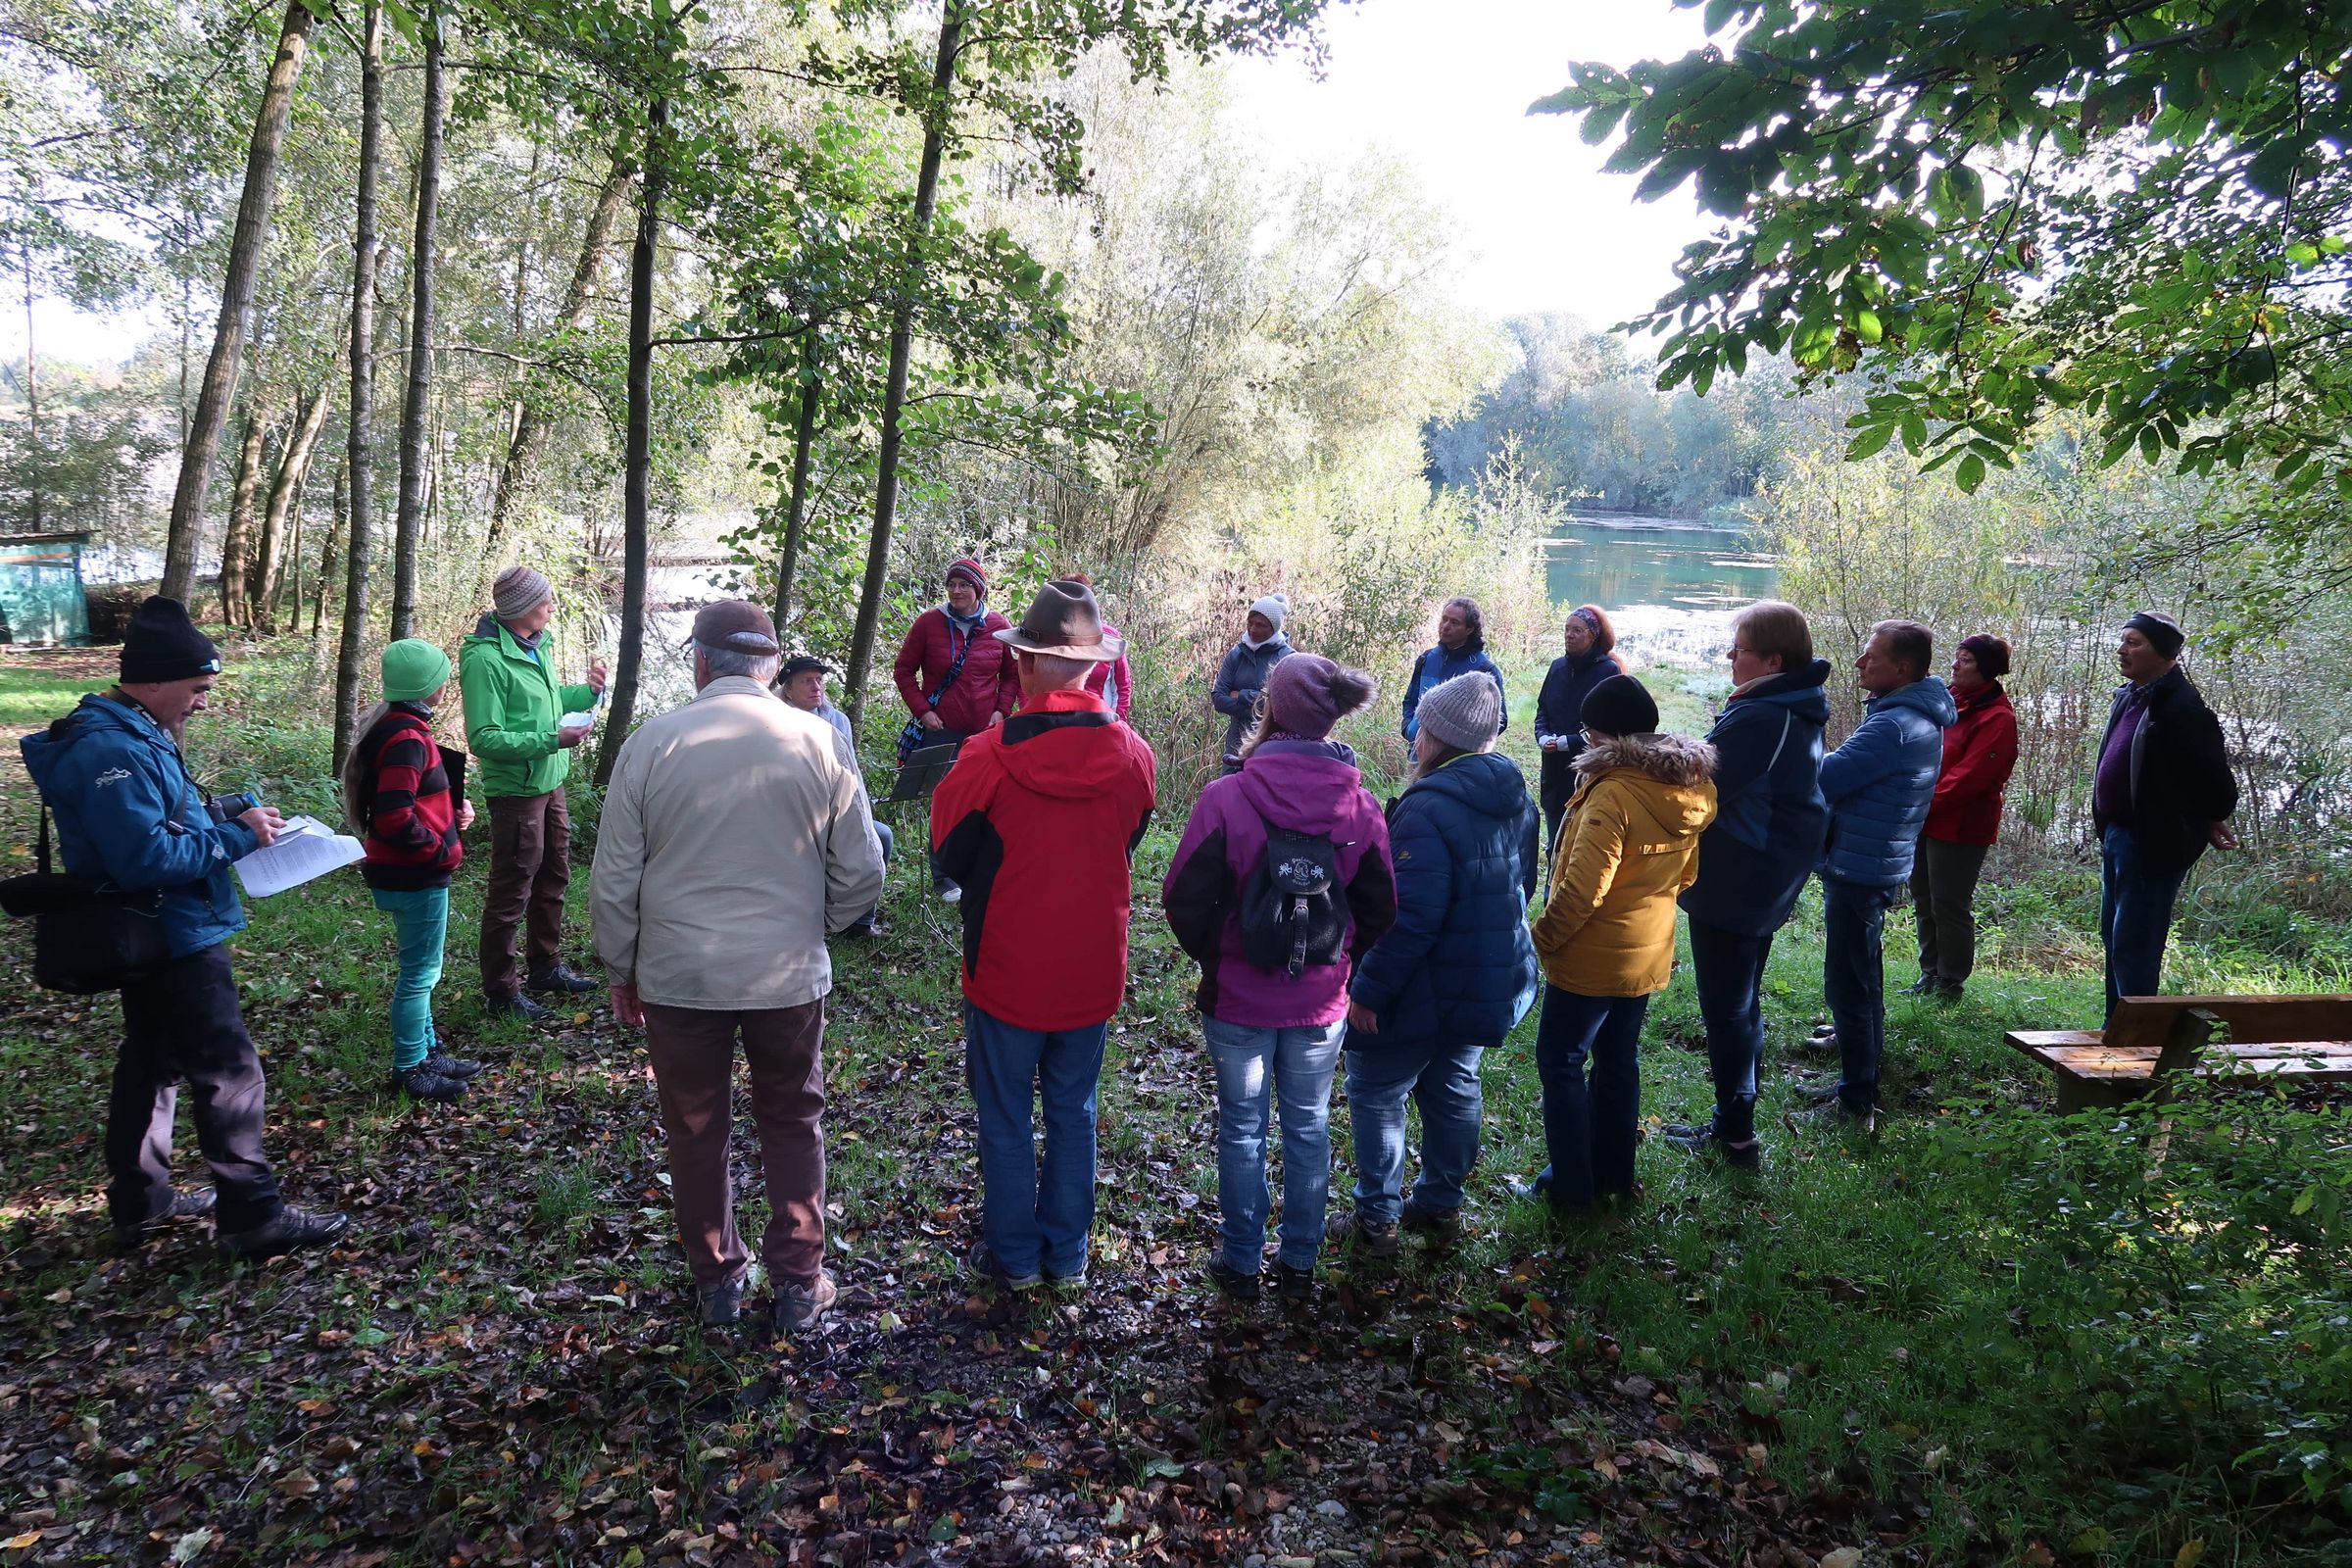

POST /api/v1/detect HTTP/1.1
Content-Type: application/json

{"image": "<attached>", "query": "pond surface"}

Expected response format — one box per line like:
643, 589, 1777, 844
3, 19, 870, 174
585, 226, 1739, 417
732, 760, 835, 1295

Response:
1543, 513, 1778, 669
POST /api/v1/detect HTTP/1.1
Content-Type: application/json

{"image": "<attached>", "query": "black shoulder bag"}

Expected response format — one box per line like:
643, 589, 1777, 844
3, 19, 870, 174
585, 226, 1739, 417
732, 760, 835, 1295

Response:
897, 622, 978, 762
0, 795, 170, 995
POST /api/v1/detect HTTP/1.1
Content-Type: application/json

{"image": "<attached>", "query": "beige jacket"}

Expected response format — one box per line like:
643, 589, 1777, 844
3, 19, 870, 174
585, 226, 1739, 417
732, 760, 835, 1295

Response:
592, 675, 886, 1009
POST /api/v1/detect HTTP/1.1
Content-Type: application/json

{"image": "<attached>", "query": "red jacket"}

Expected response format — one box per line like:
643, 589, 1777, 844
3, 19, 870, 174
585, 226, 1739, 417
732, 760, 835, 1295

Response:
357, 703, 466, 891
932, 689, 1157, 1031
894, 606, 1020, 738
1923, 682, 2019, 847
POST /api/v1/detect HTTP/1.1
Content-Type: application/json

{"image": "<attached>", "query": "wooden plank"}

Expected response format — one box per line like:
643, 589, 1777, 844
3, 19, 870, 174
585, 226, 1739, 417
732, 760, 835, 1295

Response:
2005, 1030, 2104, 1054
2106, 995, 2352, 1050
2020, 1041, 2352, 1084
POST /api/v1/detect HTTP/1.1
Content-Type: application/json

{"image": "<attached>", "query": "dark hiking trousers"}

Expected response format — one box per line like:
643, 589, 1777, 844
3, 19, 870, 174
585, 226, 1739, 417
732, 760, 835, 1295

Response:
110, 943, 282, 1233
480, 788, 571, 998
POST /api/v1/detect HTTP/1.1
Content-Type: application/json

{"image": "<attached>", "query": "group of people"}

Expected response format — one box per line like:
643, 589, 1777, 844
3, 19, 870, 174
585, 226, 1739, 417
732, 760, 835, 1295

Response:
22, 562, 2239, 1338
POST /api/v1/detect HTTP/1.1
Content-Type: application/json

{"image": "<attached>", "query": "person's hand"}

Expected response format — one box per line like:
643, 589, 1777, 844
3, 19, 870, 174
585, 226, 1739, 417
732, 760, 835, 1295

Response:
990, 710, 1005, 728
2208, 820, 2240, 852
458, 801, 476, 831
920, 710, 945, 732
1347, 999, 1379, 1035
237, 805, 285, 848
611, 981, 645, 1029
587, 660, 610, 697
557, 724, 588, 749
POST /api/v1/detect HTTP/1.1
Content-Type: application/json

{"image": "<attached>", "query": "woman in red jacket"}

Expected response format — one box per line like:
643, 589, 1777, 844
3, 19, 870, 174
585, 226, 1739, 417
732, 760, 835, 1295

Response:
893, 557, 1021, 901
1909, 633, 2020, 1000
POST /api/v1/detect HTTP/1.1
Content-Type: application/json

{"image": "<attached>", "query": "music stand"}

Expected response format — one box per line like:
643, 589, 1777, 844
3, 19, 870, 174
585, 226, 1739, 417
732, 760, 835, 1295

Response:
883, 740, 961, 809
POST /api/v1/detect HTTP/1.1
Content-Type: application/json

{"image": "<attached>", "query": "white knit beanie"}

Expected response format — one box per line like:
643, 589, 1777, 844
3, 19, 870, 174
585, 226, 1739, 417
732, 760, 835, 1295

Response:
1249, 592, 1289, 631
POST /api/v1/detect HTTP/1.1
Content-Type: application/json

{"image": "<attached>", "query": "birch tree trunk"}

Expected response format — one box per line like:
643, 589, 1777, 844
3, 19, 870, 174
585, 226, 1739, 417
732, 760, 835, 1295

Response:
332, 0, 385, 771
389, 1, 446, 640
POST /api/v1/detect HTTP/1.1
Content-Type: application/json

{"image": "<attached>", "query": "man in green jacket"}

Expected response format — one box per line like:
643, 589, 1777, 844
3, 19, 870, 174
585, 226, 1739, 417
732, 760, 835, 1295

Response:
462, 565, 609, 1021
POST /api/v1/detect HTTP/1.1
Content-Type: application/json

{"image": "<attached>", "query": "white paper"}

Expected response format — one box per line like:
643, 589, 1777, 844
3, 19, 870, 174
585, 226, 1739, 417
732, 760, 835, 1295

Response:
560, 711, 597, 733
232, 815, 366, 898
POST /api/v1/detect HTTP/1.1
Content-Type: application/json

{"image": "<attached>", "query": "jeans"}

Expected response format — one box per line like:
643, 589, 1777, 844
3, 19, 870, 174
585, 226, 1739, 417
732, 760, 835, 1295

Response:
1532, 986, 1649, 1208
2101, 825, 2188, 1023
1688, 919, 1774, 1144
1343, 1038, 1486, 1224
372, 886, 449, 1071
855, 820, 895, 927
110, 943, 282, 1233
964, 1004, 1108, 1279
1203, 1015, 1344, 1273
1911, 837, 1991, 985
480, 788, 571, 999
1821, 875, 1900, 1112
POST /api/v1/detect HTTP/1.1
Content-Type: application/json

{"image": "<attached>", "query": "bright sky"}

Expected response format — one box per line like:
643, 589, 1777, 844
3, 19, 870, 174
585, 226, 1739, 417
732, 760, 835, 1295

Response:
1228, 0, 1716, 327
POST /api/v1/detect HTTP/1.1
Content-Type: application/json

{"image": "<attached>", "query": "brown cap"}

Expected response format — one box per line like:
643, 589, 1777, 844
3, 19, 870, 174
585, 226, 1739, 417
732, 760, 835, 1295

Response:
690, 600, 782, 656
993, 578, 1124, 662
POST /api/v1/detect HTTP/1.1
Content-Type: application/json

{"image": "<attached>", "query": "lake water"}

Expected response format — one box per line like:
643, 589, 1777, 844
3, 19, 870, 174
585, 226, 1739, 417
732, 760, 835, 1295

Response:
1543, 513, 1778, 669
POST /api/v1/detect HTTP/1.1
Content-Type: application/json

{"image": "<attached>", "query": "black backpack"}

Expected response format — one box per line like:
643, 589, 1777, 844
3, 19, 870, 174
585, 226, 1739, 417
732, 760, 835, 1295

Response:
1238, 823, 1347, 977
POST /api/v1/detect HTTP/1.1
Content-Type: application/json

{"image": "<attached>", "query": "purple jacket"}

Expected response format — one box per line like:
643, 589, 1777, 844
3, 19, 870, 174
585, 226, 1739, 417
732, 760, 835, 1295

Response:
1162, 739, 1398, 1027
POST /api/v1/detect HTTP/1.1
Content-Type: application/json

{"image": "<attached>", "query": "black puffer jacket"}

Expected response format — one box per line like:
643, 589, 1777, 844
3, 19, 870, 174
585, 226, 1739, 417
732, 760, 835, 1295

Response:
2092, 666, 2238, 876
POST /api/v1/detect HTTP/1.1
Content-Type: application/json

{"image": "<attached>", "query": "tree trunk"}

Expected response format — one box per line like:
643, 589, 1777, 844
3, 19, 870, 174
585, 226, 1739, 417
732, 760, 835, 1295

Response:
333, 0, 384, 772
219, 413, 269, 626
485, 149, 633, 561
842, 3, 963, 733
21, 243, 38, 535
254, 374, 335, 630
389, 1, 445, 640
313, 453, 344, 658
772, 363, 820, 630
596, 98, 668, 790
160, 2, 315, 604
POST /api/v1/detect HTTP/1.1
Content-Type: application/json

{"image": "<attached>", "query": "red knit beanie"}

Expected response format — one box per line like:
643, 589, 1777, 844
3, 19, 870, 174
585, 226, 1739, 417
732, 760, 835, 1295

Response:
945, 558, 988, 595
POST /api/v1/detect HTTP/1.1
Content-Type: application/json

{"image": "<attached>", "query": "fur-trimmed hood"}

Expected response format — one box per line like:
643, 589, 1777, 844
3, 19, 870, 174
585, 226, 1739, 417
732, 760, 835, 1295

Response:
1573, 731, 1718, 789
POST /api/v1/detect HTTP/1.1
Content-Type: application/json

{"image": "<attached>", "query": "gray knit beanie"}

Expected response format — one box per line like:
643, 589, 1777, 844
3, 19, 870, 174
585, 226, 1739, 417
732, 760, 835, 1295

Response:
493, 564, 554, 620
1417, 671, 1502, 752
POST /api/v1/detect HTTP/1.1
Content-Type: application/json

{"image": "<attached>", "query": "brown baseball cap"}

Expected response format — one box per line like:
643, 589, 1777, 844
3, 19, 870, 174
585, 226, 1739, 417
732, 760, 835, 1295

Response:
690, 600, 782, 656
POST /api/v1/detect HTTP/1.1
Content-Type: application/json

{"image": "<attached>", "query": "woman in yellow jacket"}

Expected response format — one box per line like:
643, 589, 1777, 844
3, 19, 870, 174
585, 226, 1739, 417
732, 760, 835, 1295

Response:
1519, 676, 1717, 1212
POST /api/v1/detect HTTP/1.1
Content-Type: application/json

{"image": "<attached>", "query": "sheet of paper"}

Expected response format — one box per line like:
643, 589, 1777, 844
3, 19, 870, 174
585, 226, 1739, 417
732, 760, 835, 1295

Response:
560, 712, 596, 733
232, 815, 366, 898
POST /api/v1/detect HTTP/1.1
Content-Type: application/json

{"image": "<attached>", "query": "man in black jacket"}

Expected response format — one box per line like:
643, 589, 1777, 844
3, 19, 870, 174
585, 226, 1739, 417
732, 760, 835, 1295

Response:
2091, 612, 2239, 1020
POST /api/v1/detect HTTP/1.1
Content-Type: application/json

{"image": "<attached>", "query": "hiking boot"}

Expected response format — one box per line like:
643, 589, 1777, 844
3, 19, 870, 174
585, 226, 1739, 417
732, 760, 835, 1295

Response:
111, 1187, 217, 1250
1398, 1200, 1462, 1246
1900, 975, 1937, 997
934, 877, 962, 905
698, 1269, 755, 1328
390, 1062, 468, 1102
419, 1051, 483, 1081
1274, 1262, 1315, 1304
1659, 1120, 1763, 1169
218, 1206, 351, 1260
774, 1270, 839, 1334
965, 1240, 1040, 1291
526, 963, 601, 995
1794, 1024, 1839, 1055
846, 915, 890, 938
1789, 1084, 1878, 1133
486, 992, 553, 1024
1206, 1257, 1261, 1301
1326, 1210, 1399, 1258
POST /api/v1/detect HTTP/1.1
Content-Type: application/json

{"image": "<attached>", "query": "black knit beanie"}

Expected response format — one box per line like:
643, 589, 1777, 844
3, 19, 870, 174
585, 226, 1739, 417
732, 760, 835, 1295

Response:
2124, 611, 2185, 660
121, 597, 220, 684
1581, 673, 1660, 737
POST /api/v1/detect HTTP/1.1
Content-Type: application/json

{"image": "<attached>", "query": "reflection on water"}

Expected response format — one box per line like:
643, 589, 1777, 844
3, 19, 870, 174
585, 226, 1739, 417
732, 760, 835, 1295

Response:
1544, 514, 1778, 669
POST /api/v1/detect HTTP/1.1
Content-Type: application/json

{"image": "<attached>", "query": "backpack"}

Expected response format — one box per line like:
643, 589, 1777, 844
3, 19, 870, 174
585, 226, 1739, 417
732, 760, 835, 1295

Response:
1237, 823, 1346, 977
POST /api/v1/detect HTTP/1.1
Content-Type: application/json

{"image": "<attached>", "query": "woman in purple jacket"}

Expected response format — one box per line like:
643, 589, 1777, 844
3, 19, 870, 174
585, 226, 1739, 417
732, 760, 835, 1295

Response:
1164, 655, 1397, 1304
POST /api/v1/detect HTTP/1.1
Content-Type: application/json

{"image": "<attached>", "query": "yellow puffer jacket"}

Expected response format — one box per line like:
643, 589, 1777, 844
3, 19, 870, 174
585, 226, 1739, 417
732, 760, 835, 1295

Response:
1531, 733, 1719, 998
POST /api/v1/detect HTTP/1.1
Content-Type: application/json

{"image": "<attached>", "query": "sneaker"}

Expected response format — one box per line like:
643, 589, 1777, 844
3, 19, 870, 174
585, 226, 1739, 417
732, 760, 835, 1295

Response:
486, 992, 553, 1024
1505, 1172, 1553, 1204
846, 916, 890, 938
218, 1206, 351, 1260
934, 877, 962, 905
526, 963, 601, 995
1398, 1200, 1462, 1245
1658, 1120, 1763, 1169
1326, 1210, 1399, 1258
1900, 976, 1936, 998
774, 1270, 839, 1334
1789, 1084, 1878, 1132
1794, 1024, 1839, 1055
110, 1188, 217, 1250
419, 1051, 483, 1081
965, 1240, 1040, 1291
698, 1269, 755, 1327
389, 1062, 468, 1102
1206, 1257, 1261, 1301
1274, 1262, 1315, 1304
1044, 1260, 1089, 1290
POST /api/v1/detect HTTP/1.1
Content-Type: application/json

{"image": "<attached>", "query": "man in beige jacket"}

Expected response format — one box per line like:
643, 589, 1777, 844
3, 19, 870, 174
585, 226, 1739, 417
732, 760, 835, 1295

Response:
592, 601, 885, 1335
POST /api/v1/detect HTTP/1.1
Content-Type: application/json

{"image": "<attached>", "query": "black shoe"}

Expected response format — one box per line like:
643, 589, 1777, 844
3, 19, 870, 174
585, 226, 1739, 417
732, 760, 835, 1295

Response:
1932, 978, 1965, 1003
526, 963, 601, 995
111, 1188, 217, 1250
965, 1240, 1040, 1291
1794, 1025, 1839, 1055
1900, 976, 1936, 997
1326, 1210, 1399, 1257
486, 992, 553, 1024
1398, 1200, 1462, 1246
846, 916, 890, 938
1274, 1262, 1315, 1304
1788, 1086, 1878, 1132
218, 1206, 351, 1260
419, 1051, 483, 1081
1206, 1257, 1261, 1301
390, 1062, 468, 1102
1659, 1120, 1763, 1169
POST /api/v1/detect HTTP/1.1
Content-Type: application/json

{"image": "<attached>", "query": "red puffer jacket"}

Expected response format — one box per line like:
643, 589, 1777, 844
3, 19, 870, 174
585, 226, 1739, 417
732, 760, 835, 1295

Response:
358, 703, 466, 891
1923, 682, 2019, 847
893, 607, 1020, 738
932, 689, 1158, 1031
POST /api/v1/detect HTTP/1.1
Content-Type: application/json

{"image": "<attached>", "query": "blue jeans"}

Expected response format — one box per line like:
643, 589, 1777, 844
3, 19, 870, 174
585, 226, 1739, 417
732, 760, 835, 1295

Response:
1821, 875, 1900, 1112
1689, 919, 1774, 1144
1533, 986, 1649, 1208
372, 886, 448, 1072
1343, 1038, 1486, 1224
1204, 1016, 1344, 1273
856, 820, 895, 927
963, 1004, 1108, 1279
2101, 825, 2188, 1023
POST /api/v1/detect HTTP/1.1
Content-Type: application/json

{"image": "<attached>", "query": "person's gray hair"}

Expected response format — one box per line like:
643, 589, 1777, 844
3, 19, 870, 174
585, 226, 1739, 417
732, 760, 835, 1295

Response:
697, 641, 782, 683
1023, 650, 1095, 690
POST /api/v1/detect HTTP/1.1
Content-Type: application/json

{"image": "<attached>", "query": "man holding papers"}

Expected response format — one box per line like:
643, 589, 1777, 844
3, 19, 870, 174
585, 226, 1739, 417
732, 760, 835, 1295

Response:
19, 597, 350, 1259
462, 564, 608, 1023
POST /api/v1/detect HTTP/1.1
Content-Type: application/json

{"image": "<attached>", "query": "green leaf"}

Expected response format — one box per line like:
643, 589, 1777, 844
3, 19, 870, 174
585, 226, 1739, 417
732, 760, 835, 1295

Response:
1955, 451, 1986, 491
1855, 309, 1884, 344
1844, 422, 1896, 461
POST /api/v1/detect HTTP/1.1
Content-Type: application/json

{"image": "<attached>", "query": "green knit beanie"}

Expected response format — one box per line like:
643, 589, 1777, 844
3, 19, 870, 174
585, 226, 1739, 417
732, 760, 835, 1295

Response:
382, 638, 452, 702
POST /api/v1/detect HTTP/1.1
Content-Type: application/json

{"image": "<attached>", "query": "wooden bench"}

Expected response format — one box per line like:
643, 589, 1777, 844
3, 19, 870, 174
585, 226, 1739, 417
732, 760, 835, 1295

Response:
2007, 995, 2352, 1112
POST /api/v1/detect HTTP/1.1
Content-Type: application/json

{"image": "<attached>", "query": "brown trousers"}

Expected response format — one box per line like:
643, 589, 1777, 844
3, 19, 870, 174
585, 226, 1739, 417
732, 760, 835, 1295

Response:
643, 999, 828, 1288
479, 789, 571, 998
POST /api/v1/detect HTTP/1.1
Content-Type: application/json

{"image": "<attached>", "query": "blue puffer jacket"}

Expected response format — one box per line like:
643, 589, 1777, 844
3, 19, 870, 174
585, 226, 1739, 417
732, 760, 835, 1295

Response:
1817, 676, 1958, 888
1680, 660, 1833, 936
1211, 635, 1292, 755
19, 694, 259, 958
1401, 641, 1509, 742
1347, 751, 1541, 1048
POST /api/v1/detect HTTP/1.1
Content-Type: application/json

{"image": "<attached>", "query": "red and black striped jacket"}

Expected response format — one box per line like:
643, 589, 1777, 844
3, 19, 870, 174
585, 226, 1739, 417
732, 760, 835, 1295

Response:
358, 703, 465, 892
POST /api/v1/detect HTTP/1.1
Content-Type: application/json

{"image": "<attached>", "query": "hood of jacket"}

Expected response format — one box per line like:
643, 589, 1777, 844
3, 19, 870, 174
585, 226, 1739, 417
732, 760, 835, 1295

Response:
1236, 739, 1373, 833
1729, 657, 1835, 722
1571, 732, 1719, 837
1955, 678, 2008, 714
1407, 749, 1530, 820
993, 689, 1134, 800
1871, 673, 1959, 728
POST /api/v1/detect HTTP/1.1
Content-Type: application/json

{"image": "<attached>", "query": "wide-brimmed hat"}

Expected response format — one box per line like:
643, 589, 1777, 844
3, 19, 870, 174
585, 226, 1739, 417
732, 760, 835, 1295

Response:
994, 578, 1125, 662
